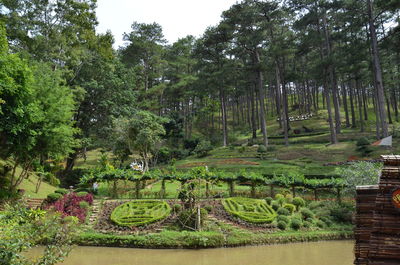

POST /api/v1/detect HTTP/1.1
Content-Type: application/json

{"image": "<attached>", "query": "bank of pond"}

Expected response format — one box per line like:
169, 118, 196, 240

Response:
41, 191, 353, 249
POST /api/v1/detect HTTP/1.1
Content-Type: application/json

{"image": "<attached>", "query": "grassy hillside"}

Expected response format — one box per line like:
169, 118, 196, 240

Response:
75, 111, 399, 176
19, 174, 56, 199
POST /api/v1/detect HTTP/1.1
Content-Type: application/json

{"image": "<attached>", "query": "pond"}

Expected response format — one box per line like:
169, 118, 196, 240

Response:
31, 240, 354, 265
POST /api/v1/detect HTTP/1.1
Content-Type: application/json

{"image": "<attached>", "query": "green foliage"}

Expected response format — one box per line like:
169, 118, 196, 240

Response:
55, 189, 69, 195
277, 215, 290, 224
283, 203, 296, 214
173, 203, 182, 213
316, 220, 326, 228
194, 140, 213, 158
47, 193, 63, 202
277, 207, 291, 216
238, 146, 246, 153
290, 218, 302, 230
285, 194, 293, 203
277, 221, 287, 230
178, 208, 208, 230
274, 193, 286, 206
329, 203, 354, 223
265, 197, 273, 205
0, 203, 76, 265
113, 111, 167, 171
335, 162, 382, 193
257, 145, 267, 159
271, 201, 280, 211
222, 197, 277, 224
292, 197, 306, 210
356, 137, 372, 156
204, 205, 213, 213
303, 220, 312, 228
79, 201, 90, 210
77, 191, 89, 197
110, 200, 171, 227
300, 208, 315, 220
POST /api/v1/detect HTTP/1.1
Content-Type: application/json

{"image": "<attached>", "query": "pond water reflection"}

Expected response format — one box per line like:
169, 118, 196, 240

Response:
31, 240, 354, 265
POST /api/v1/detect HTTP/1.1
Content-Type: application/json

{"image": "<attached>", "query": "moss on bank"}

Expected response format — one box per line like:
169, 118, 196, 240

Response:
75, 229, 353, 249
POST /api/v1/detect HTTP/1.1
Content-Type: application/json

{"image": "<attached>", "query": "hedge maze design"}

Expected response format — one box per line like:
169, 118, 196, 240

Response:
110, 200, 171, 227
222, 197, 277, 223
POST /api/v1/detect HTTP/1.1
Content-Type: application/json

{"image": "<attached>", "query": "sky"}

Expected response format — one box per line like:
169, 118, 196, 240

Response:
95, 0, 239, 48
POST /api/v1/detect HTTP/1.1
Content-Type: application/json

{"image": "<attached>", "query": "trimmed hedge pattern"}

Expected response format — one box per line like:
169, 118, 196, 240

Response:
110, 200, 171, 227
222, 197, 277, 224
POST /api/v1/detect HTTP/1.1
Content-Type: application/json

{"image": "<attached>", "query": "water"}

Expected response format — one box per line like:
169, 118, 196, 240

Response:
32, 240, 354, 265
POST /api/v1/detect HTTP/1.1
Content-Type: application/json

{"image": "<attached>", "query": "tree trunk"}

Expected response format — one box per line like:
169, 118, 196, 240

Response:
367, 0, 388, 137
255, 50, 268, 147
219, 89, 228, 147
342, 83, 350, 127
356, 79, 365, 132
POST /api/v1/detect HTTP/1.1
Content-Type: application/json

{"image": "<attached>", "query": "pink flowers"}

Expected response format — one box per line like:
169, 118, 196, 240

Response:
47, 192, 93, 222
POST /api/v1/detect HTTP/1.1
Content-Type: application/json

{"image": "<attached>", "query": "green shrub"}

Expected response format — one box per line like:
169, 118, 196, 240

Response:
283, 203, 296, 214
238, 146, 246, 153
300, 208, 314, 220
79, 201, 89, 209
271, 201, 280, 211
277, 221, 287, 230
292, 197, 306, 210
308, 201, 321, 210
77, 191, 88, 197
204, 205, 213, 213
356, 137, 372, 156
285, 194, 293, 203
157, 146, 171, 164
55, 189, 68, 195
265, 197, 273, 205
290, 218, 302, 230
277, 215, 290, 224
303, 221, 312, 228
257, 145, 267, 159
316, 220, 326, 228
222, 197, 277, 224
75, 187, 90, 193
274, 194, 285, 206
329, 203, 353, 223
173, 204, 182, 213
194, 140, 213, 158
267, 145, 277, 152
48, 175, 60, 187
62, 215, 79, 224
277, 207, 290, 216
47, 193, 63, 202
111, 200, 171, 227
320, 217, 333, 227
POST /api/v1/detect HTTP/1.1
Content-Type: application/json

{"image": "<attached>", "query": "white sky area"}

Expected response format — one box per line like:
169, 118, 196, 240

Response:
95, 0, 239, 48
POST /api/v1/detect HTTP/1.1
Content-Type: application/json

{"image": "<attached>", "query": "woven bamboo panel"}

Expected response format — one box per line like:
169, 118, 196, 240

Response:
354, 185, 378, 265
363, 155, 400, 265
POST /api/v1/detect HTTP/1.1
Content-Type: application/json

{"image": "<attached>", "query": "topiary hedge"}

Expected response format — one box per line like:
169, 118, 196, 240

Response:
222, 197, 277, 224
110, 200, 171, 227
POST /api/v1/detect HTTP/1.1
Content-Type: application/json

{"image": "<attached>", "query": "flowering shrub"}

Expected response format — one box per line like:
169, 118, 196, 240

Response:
47, 192, 93, 222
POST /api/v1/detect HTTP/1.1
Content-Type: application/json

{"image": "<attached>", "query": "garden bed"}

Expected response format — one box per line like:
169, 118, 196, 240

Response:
94, 200, 178, 234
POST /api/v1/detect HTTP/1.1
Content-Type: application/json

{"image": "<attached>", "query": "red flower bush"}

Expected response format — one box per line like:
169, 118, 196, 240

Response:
47, 192, 93, 222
